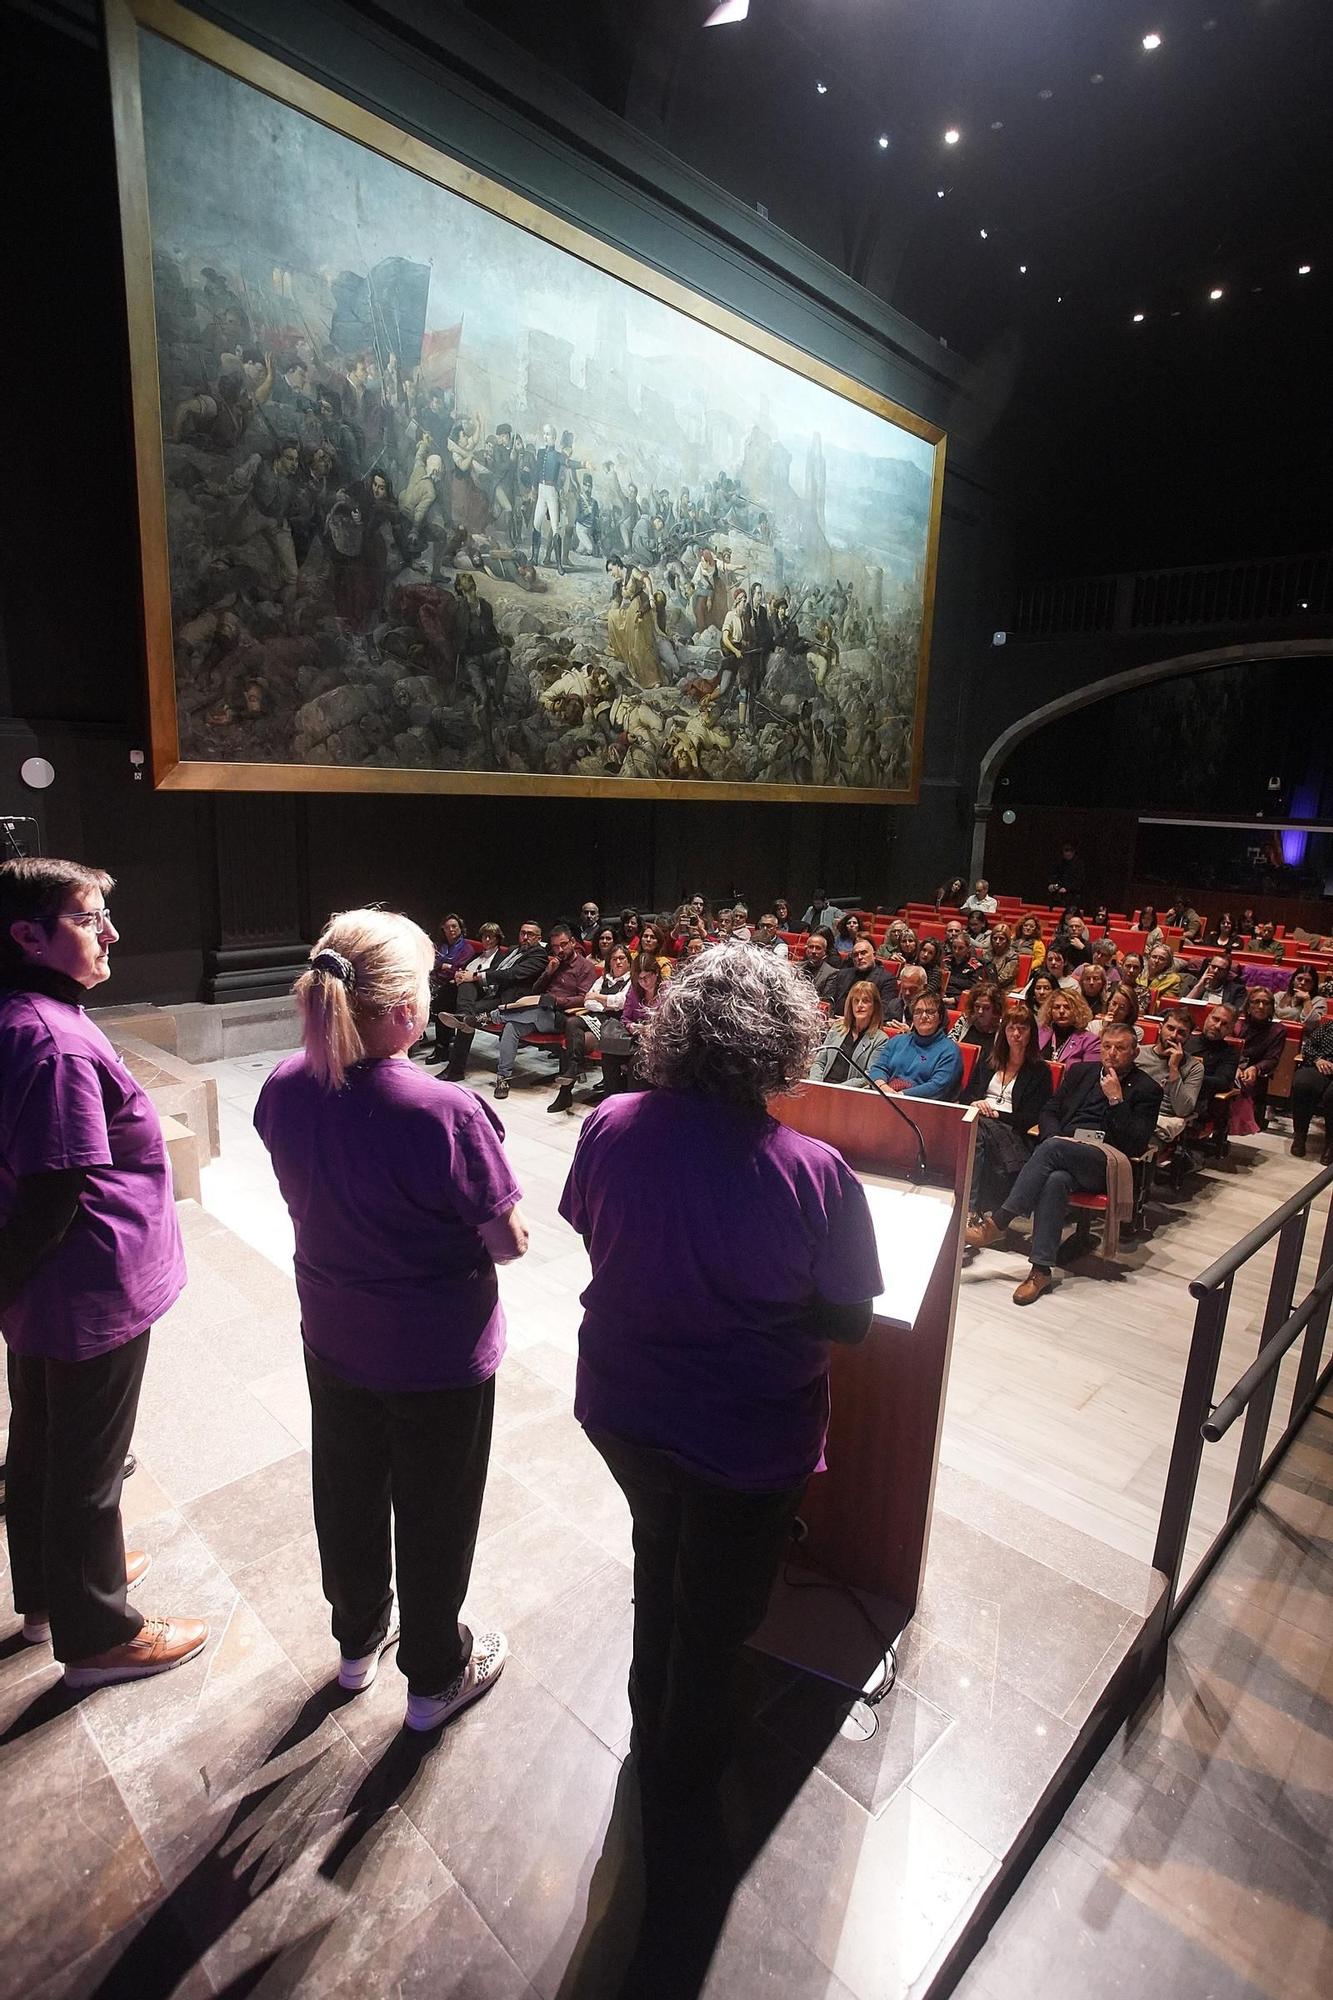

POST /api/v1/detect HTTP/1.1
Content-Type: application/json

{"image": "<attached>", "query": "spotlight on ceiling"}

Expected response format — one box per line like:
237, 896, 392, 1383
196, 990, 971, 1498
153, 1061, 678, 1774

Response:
1018, 264, 1027, 274
936, 188, 946, 198
943, 127, 961, 145
1133, 312, 1146, 322
703, 0, 749, 24
979, 228, 988, 240
1297, 263, 1312, 276
1209, 286, 1224, 301
990, 120, 1004, 130
1090, 72, 1105, 83
877, 133, 890, 149
1037, 88, 1053, 100
815, 80, 828, 95
1142, 32, 1162, 52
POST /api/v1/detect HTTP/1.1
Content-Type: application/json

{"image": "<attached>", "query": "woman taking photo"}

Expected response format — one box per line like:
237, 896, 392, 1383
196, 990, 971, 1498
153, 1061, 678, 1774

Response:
808, 979, 889, 1085
255, 909, 528, 1734
559, 950, 880, 1798
0, 858, 206, 1687
964, 1001, 1053, 1221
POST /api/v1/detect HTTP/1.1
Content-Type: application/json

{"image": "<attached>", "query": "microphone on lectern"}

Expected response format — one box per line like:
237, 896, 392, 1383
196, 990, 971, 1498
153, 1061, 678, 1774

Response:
828, 1035, 932, 1184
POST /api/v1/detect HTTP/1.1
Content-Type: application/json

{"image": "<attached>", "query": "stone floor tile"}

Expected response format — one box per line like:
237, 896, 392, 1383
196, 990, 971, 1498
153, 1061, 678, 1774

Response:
760, 1671, 954, 1818
233, 1527, 339, 1690
492, 1407, 635, 1565
321, 1878, 538, 1998
906, 1668, 1076, 1855
461, 1498, 619, 1634
507, 1558, 634, 1753
490, 1358, 569, 1440
131, 1328, 305, 1507
477, 1462, 547, 1546
183, 1449, 313, 1573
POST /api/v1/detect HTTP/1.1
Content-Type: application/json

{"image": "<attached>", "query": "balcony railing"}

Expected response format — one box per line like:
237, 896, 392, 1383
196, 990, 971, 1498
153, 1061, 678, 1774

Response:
1011, 550, 1331, 639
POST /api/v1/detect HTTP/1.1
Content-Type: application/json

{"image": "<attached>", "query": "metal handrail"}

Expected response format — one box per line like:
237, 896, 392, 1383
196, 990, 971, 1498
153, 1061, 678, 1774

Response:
1190, 1162, 1333, 1296
1203, 1264, 1333, 1441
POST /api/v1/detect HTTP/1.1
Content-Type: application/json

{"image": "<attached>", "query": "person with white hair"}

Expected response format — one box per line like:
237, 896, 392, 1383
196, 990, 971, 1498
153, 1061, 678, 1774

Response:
255, 908, 528, 1735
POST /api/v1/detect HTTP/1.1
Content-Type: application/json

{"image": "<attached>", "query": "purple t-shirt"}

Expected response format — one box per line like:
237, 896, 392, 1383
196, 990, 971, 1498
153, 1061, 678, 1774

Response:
254, 1055, 521, 1391
558, 1090, 882, 1492
0, 991, 186, 1361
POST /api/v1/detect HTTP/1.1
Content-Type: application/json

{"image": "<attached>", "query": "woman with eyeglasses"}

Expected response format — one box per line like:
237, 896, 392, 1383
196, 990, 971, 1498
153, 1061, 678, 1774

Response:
0, 858, 208, 1688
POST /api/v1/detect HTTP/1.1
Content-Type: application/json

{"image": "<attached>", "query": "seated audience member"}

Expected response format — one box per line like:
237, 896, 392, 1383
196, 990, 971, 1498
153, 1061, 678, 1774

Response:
1185, 951, 1248, 1012
427, 914, 473, 1053
943, 934, 984, 1002
620, 908, 642, 950
801, 889, 845, 930
754, 913, 788, 958
881, 918, 909, 957
591, 923, 620, 964
1054, 915, 1093, 967
1136, 1007, 1204, 1142
715, 908, 736, 943
1077, 963, 1111, 1020
637, 919, 675, 974
684, 935, 706, 959
965, 910, 993, 954
966, 1025, 1163, 1305
490, 922, 601, 1102
830, 913, 861, 960
832, 934, 896, 1010
550, 943, 633, 1112
598, 952, 665, 1096
428, 920, 505, 1066
1014, 914, 1046, 969
557, 948, 880, 1804
916, 937, 945, 996
1276, 967, 1326, 1024
667, 904, 695, 951
964, 1001, 1053, 1220
950, 983, 1003, 1051
1016, 969, 1056, 1017
943, 917, 968, 953
1091, 936, 1123, 987
1041, 946, 1079, 994
1103, 982, 1143, 1042
809, 980, 890, 1086
1206, 912, 1236, 949
438, 921, 548, 1082
987, 921, 1019, 989
1136, 906, 1164, 952
935, 876, 967, 910
884, 963, 928, 1027
1037, 988, 1102, 1065
254, 909, 526, 1734
961, 878, 998, 916
1139, 943, 1182, 1011
730, 905, 753, 944
1236, 908, 1257, 940
1165, 894, 1205, 942
799, 930, 840, 1002
772, 896, 790, 928
1186, 1003, 1241, 1153
1119, 951, 1145, 996
578, 901, 602, 943
888, 925, 920, 969
1231, 986, 1286, 1132
1091, 904, 1112, 934
868, 989, 965, 1099
1250, 920, 1284, 960
1289, 1013, 1333, 1162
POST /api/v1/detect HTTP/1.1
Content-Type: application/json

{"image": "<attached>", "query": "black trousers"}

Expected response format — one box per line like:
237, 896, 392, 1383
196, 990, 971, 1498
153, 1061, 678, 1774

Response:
1291, 1066, 1333, 1139
303, 1348, 494, 1694
5, 1332, 149, 1660
589, 1427, 804, 1790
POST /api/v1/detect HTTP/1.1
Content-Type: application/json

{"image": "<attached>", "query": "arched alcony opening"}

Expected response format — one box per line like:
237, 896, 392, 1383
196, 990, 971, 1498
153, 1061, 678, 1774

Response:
969, 637, 1333, 880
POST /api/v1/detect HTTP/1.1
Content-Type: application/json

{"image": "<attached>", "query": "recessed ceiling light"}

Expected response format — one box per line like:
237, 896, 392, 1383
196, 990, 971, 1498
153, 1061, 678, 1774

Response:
815, 80, 828, 95
990, 120, 1004, 130
1019, 263, 1027, 274
1037, 88, 1053, 100
1090, 72, 1105, 83
936, 188, 946, 198
944, 127, 961, 145
877, 133, 890, 149
1209, 286, 1224, 300
1203, 17, 1217, 30
1133, 312, 1146, 322
1142, 32, 1162, 52
1057, 295, 1063, 303
1298, 263, 1312, 276
979, 228, 988, 239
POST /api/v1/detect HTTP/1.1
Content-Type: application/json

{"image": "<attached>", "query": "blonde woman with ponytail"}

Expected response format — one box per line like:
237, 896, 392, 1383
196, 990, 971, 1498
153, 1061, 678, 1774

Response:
255, 909, 528, 1734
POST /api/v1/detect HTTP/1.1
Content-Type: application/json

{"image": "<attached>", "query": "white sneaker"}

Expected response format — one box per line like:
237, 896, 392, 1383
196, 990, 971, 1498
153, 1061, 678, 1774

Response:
21, 1616, 52, 1645
337, 1605, 400, 1691
404, 1629, 508, 1733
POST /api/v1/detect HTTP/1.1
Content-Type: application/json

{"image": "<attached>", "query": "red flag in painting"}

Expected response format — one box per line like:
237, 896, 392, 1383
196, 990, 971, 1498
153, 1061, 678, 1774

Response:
419, 320, 462, 387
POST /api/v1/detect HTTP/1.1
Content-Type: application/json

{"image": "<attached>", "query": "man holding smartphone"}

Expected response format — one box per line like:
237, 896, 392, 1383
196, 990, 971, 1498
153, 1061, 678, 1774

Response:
965, 1024, 1162, 1304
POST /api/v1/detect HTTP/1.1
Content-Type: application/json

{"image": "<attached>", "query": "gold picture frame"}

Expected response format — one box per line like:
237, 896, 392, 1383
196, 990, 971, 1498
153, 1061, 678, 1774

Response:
108, 0, 946, 803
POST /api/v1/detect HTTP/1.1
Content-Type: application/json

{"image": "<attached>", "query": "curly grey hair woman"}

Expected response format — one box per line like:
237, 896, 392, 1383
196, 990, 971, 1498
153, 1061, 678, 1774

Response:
558, 942, 882, 1804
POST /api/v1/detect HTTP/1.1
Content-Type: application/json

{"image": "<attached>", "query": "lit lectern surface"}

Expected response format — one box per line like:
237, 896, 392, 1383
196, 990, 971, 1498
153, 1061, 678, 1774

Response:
754, 1082, 975, 1692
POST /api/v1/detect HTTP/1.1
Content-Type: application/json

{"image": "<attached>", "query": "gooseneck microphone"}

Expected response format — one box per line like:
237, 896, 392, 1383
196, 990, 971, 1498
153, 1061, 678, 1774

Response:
828, 1032, 932, 1184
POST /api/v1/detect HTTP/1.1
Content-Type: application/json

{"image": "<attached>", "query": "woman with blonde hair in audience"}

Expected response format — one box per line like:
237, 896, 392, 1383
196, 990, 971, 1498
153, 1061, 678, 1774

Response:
987, 921, 1019, 988
1077, 962, 1110, 1024
1014, 914, 1046, 969
255, 908, 527, 1734
1276, 966, 1326, 1024
1104, 981, 1144, 1043
1140, 941, 1182, 1010
1036, 987, 1102, 1065
963, 1001, 1053, 1221
809, 979, 890, 1086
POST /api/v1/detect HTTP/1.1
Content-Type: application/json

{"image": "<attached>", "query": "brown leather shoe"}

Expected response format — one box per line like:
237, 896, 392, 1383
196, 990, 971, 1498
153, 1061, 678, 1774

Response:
125, 1549, 151, 1590
63, 1615, 209, 1687
1013, 1266, 1053, 1306
965, 1214, 1004, 1250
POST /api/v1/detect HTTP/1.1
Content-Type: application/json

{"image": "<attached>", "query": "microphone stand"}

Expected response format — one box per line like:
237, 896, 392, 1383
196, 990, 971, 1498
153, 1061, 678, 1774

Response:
831, 1033, 932, 1185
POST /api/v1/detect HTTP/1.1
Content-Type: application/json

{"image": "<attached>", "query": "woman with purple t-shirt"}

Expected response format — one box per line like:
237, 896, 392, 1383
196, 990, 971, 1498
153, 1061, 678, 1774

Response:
255, 909, 528, 1734
559, 947, 882, 1798
0, 858, 207, 1687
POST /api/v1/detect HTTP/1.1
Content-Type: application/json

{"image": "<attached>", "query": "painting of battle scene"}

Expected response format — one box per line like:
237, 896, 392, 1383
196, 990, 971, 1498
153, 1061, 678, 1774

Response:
130, 24, 942, 796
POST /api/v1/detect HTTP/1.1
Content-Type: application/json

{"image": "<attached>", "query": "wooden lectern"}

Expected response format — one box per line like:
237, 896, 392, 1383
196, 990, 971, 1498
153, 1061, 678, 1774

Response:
754, 1081, 977, 1688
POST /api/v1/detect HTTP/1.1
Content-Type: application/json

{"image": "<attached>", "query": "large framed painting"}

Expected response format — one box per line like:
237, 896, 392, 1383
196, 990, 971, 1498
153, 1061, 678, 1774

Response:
108, 0, 946, 802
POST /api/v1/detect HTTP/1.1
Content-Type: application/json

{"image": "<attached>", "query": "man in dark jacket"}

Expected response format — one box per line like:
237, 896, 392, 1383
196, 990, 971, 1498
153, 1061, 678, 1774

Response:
439, 920, 548, 1082
1187, 1002, 1241, 1152
831, 935, 897, 1011
965, 1025, 1162, 1305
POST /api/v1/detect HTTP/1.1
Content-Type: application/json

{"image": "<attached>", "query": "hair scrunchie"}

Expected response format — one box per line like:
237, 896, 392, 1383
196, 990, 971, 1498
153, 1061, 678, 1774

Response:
311, 948, 355, 988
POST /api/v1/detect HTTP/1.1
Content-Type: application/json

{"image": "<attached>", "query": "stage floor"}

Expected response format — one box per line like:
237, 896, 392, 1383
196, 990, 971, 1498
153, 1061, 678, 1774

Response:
1, 1040, 1326, 1998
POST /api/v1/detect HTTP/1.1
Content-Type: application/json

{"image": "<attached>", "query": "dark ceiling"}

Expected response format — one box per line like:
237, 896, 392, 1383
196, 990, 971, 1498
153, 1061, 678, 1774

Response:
448, 0, 1333, 574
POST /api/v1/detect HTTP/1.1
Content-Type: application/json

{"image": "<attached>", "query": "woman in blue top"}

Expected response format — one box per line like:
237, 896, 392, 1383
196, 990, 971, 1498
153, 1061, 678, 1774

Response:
868, 988, 965, 1099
